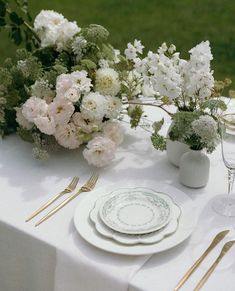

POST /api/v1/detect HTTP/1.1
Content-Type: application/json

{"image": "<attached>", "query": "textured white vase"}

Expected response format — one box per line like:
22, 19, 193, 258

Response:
166, 139, 190, 167
179, 150, 210, 188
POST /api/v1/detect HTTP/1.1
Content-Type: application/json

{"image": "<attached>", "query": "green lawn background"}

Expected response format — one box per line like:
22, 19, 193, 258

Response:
1, 0, 235, 88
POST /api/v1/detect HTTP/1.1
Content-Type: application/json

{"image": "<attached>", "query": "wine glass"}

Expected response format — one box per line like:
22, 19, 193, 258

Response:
212, 113, 235, 217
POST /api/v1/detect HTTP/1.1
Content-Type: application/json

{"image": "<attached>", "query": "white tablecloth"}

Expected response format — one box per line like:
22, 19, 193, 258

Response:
1, 105, 235, 291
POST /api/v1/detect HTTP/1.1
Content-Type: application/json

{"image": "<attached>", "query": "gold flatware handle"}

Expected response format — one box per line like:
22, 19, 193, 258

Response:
25, 190, 66, 222
174, 230, 229, 290
26, 176, 79, 222
35, 190, 82, 226
35, 173, 99, 226
194, 240, 235, 291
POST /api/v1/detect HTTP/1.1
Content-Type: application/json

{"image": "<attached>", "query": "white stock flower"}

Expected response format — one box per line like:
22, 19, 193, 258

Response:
184, 70, 214, 99
102, 121, 124, 145
72, 112, 101, 133
95, 68, 120, 96
134, 39, 144, 54
81, 92, 108, 120
22, 96, 48, 122
83, 136, 116, 167
125, 43, 137, 60
105, 96, 122, 119
15, 107, 33, 130
55, 122, 81, 149
48, 99, 74, 125
34, 116, 56, 135
189, 40, 213, 70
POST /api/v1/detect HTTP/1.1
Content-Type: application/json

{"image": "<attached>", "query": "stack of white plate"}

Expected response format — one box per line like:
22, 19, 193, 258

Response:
74, 183, 197, 255
90, 187, 181, 245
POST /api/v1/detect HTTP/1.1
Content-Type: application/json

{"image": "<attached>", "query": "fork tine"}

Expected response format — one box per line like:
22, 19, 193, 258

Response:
70, 176, 79, 189
88, 173, 99, 189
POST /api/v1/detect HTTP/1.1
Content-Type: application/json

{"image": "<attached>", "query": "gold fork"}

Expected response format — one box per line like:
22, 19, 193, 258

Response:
25, 177, 79, 222
35, 173, 99, 227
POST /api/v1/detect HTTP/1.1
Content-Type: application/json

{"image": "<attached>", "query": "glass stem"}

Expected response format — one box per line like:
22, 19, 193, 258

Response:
228, 169, 235, 195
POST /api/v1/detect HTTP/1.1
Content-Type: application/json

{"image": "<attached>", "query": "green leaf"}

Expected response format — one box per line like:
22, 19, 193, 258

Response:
0, 0, 6, 17
9, 12, 24, 25
152, 118, 164, 133
11, 26, 22, 45
0, 16, 5, 26
151, 133, 166, 151
17, 126, 34, 143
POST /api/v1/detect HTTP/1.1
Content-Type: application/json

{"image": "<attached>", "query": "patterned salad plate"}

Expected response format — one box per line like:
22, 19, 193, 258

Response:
99, 188, 172, 235
90, 188, 181, 245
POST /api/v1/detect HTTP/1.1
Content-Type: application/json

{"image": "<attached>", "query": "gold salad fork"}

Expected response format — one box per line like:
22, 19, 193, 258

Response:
35, 173, 99, 226
25, 176, 79, 222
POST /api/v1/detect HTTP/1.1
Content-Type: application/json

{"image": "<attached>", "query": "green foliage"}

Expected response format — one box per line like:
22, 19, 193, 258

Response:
200, 99, 227, 113
152, 118, 164, 133
82, 24, 109, 45
128, 105, 144, 128
17, 126, 34, 142
151, 133, 166, 151
0, 0, 39, 49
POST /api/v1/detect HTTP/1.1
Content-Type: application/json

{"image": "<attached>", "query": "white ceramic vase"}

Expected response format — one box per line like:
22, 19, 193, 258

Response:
166, 139, 190, 167
179, 150, 210, 188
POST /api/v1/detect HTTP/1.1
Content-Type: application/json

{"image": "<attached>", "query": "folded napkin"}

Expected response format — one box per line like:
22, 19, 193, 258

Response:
54, 231, 151, 291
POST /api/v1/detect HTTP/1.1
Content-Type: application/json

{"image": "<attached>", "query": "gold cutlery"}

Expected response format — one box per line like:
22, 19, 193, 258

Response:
25, 177, 79, 222
174, 230, 229, 290
35, 173, 99, 227
194, 240, 235, 291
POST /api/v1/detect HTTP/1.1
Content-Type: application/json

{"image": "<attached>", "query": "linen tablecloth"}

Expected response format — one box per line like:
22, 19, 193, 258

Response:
1, 104, 235, 291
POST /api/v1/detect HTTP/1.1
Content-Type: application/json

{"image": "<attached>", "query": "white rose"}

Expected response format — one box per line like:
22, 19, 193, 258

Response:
22, 96, 48, 122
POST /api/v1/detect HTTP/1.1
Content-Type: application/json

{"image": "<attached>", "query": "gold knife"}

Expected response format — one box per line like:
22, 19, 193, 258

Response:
194, 240, 235, 291
174, 230, 229, 290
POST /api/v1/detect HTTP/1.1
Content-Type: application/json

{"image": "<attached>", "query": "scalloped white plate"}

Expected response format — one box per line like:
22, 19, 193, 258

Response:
90, 189, 181, 245
74, 181, 197, 255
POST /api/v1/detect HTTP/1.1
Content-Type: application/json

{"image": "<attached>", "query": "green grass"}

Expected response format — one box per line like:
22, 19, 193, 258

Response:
1, 0, 235, 87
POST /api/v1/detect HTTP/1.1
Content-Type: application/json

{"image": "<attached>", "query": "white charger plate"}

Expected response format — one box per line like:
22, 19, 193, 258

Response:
74, 181, 197, 255
99, 188, 172, 235
90, 188, 181, 245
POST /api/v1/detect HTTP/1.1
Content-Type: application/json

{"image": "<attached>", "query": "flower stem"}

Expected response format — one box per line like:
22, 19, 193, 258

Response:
126, 100, 173, 117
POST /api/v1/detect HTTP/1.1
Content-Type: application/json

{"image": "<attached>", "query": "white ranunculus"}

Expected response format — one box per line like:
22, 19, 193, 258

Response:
81, 92, 108, 120
83, 136, 116, 167
34, 116, 56, 135
105, 96, 122, 119
56, 71, 92, 102
72, 112, 101, 133
15, 107, 34, 130
102, 121, 124, 146
55, 123, 81, 149
22, 96, 48, 122
34, 10, 80, 49
48, 99, 74, 125
95, 68, 120, 96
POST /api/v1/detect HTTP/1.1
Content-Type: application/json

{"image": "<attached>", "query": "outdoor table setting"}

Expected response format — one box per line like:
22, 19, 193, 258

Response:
0, 2, 235, 291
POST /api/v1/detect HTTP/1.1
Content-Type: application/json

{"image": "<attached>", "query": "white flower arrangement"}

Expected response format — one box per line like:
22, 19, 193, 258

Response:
0, 6, 126, 167
0, 2, 231, 166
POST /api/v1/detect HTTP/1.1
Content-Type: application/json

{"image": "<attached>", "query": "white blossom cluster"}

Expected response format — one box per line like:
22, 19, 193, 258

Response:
34, 10, 81, 50
191, 115, 218, 144
18, 67, 123, 167
131, 40, 214, 102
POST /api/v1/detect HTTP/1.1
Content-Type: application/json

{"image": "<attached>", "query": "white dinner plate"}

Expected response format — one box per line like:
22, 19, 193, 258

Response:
90, 189, 181, 245
74, 181, 197, 255
99, 188, 172, 235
